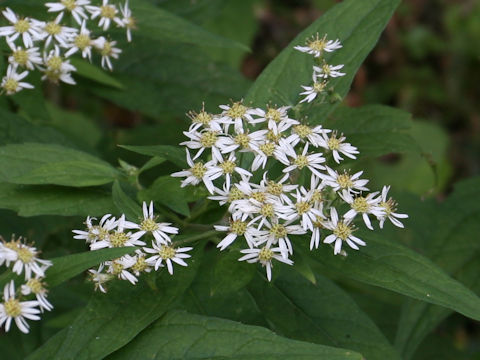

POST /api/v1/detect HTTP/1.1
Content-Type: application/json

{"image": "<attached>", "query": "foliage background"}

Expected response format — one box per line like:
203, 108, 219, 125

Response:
0, 0, 479, 359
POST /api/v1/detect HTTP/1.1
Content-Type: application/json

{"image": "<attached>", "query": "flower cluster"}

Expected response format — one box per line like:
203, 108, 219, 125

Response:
0, 0, 136, 95
0, 235, 53, 334
73, 201, 192, 293
172, 34, 408, 281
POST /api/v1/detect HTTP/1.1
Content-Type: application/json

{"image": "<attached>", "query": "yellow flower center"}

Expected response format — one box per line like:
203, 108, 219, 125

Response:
228, 187, 244, 202
100, 41, 113, 57
337, 174, 354, 189
3, 78, 19, 93
227, 102, 247, 119
260, 203, 274, 217
13, 49, 29, 66
307, 34, 327, 52
14, 19, 30, 33
47, 56, 63, 71
270, 224, 287, 239
17, 247, 34, 264
266, 130, 281, 143
192, 110, 212, 125
220, 160, 236, 174
126, 16, 136, 29
352, 197, 370, 213
74, 34, 91, 50
313, 216, 324, 229
131, 256, 148, 273
45, 21, 61, 35
234, 133, 250, 148
381, 199, 395, 216
231, 220, 247, 235
62, 0, 77, 11
4, 242, 18, 251
111, 262, 124, 275
159, 246, 176, 260
266, 108, 281, 122
333, 222, 352, 240
328, 136, 341, 150
295, 201, 311, 215
44, 69, 61, 82
260, 142, 275, 156
4, 299, 22, 317
191, 162, 206, 179
200, 131, 217, 148
294, 155, 309, 169
311, 189, 323, 203
100, 5, 117, 19
322, 63, 331, 75
266, 181, 283, 196
258, 246, 274, 262
313, 81, 326, 93
251, 191, 266, 203
294, 125, 312, 138
140, 218, 158, 232
26, 278, 44, 294
109, 232, 129, 247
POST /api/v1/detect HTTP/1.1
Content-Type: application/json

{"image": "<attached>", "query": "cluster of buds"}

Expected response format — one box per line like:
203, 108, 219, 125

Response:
0, 235, 53, 333
172, 34, 408, 281
73, 201, 192, 293
0, 0, 136, 95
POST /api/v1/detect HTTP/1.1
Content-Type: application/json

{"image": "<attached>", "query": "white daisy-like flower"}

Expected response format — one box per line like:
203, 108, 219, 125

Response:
261, 173, 298, 203
251, 106, 299, 134
0, 8, 43, 48
378, 186, 408, 229
208, 182, 245, 207
219, 101, 256, 133
239, 244, 293, 281
118, 0, 136, 42
299, 76, 328, 103
204, 153, 252, 190
233, 197, 294, 229
287, 124, 331, 148
20, 277, 53, 312
7, 41, 42, 70
42, 45, 77, 85
2, 238, 52, 280
219, 128, 268, 155
88, 264, 112, 293
181, 128, 226, 163
143, 243, 192, 275
72, 214, 116, 244
187, 105, 224, 133
33, 13, 78, 48
313, 63, 346, 79
45, 0, 91, 25
321, 167, 369, 194
106, 256, 138, 284
0, 281, 41, 334
340, 190, 384, 230
126, 201, 179, 245
65, 20, 93, 59
281, 143, 326, 178
93, 36, 121, 71
171, 150, 216, 194
129, 250, 153, 276
318, 131, 359, 163
214, 214, 257, 250
310, 214, 326, 250
323, 207, 366, 255
255, 219, 306, 259
90, 215, 145, 250
1, 65, 34, 95
294, 33, 342, 57
284, 188, 325, 231
86, 0, 120, 31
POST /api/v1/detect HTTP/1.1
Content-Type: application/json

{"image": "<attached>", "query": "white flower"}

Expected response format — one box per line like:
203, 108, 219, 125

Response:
299, 76, 328, 103
0, 241, 17, 267
42, 45, 77, 85
261, 173, 298, 203
219, 128, 268, 155
143, 243, 192, 275
2, 238, 52, 280
251, 106, 298, 134
65, 20, 93, 59
239, 244, 293, 281
204, 153, 252, 190
7, 41, 42, 70
72, 214, 116, 243
294, 34, 342, 57
318, 131, 359, 163
255, 219, 306, 259
90, 215, 145, 250
214, 215, 257, 250
88, 264, 112, 293
86, 0, 120, 31
45, 0, 91, 25
187, 105, 224, 133
1, 65, 34, 95
93, 36, 121, 71
0, 8, 43, 48
180, 129, 226, 163
219, 101, 256, 133
118, 0, 136, 42
323, 207, 366, 255
287, 124, 331, 148
129, 250, 152, 276
106, 256, 138, 284
284, 188, 324, 231
310, 215, 325, 250
313, 63, 346, 79
171, 150, 216, 194
233, 197, 294, 229
378, 186, 408, 229
282, 143, 326, 178
20, 277, 53, 312
33, 13, 78, 48
127, 201, 179, 245
0, 281, 41, 334
340, 190, 384, 230
321, 167, 369, 194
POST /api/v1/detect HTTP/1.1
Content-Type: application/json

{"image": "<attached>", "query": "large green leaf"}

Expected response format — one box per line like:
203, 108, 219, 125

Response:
112, 180, 143, 221
0, 183, 116, 217
108, 311, 363, 360
27, 247, 203, 360
70, 58, 124, 90
307, 230, 480, 321
247, 270, 400, 360
245, 0, 400, 116
0, 143, 119, 187
120, 144, 187, 168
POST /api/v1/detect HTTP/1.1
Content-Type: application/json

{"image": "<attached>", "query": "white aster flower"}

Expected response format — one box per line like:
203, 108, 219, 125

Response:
45, 0, 91, 25
340, 190, 384, 230
187, 105, 224, 132
93, 36, 121, 71
33, 13, 78, 48
127, 201, 179, 245
214, 215, 257, 250
239, 244, 293, 281
72, 214, 116, 244
321, 167, 369, 194
251, 105, 299, 134
261, 173, 298, 203
219, 101, 256, 133
65, 20, 93, 59
294, 33, 342, 57
42, 45, 77, 85
287, 124, 331, 148
106, 255, 138, 284
204, 153, 252, 189
171, 150, 216, 194
313, 63, 346, 79
90, 215, 145, 250
318, 131, 359, 163
378, 186, 408, 229
180, 128, 226, 163
2, 238, 52, 280
86, 0, 120, 31
282, 143, 326, 178
118, 0, 136, 42
255, 219, 306, 259
7, 41, 42, 70
1, 65, 34, 95
219, 128, 268, 155
208, 182, 245, 207
299, 76, 328, 103
0, 281, 41, 334
233, 197, 294, 229
323, 207, 365, 255
284, 188, 325, 231
0, 8, 43, 48
129, 250, 153, 276
20, 277, 53, 312
88, 263, 112, 293
143, 243, 192, 275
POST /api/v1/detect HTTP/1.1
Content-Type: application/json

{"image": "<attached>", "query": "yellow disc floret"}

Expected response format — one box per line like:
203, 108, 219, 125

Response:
296, 201, 311, 215
227, 102, 247, 119
220, 160, 236, 174
190, 162, 206, 179
74, 34, 91, 50
159, 246, 176, 260
100, 5, 116, 19
333, 222, 352, 240
109, 232, 129, 247
140, 218, 159, 232
352, 197, 370, 213
294, 125, 312, 139
231, 219, 247, 235
45, 21, 61, 35
258, 246, 274, 262
200, 131, 217, 148
270, 224, 287, 239
294, 155, 309, 169
337, 173, 354, 189
14, 19, 30, 34
62, 0, 77, 11
4, 298, 22, 318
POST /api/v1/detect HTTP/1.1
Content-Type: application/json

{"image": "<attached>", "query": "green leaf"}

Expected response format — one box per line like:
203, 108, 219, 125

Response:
112, 180, 143, 221
47, 248, 136, 288
324, 105, 420, 157
211, 250, 256, 296
247, 270, 401, 360
70, 58, 124, 89
245, 0, 400, 115
27, 247, 203, 360
120, 144, 187, 168
0, 183, 116, 217
308, 230, 480, 321
108, 311, 363, 360
0, 143, 119, 187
